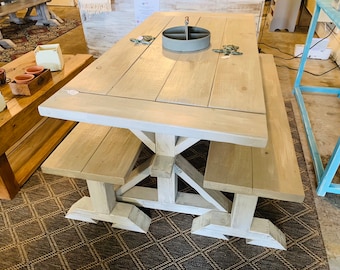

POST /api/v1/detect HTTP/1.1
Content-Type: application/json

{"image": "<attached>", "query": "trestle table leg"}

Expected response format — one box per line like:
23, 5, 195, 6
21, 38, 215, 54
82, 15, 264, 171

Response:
66, 180, 151, 233
118, 133, 230, 215
191, 194, 287, 250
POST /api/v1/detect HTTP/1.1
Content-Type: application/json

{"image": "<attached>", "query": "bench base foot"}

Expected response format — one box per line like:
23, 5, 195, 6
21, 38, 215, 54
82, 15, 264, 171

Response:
66, 196, 151, 233
191, 210, 286, 250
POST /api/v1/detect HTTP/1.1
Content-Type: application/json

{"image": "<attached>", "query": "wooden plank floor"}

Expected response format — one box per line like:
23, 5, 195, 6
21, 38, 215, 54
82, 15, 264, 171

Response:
7, 4, 339, 268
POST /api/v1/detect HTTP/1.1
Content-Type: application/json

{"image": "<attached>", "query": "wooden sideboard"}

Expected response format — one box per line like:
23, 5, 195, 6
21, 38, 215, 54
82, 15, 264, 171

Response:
0, 52, 93, 200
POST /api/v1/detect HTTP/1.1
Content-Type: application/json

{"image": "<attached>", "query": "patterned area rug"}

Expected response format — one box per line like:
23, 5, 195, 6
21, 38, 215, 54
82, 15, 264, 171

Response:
0, 19, 81, 62
320, 156, 340, 207
0, 101, 329, 269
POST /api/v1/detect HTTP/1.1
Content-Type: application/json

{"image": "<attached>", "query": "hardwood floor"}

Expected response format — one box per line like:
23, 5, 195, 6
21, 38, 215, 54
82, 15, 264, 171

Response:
29, 4, 340, 269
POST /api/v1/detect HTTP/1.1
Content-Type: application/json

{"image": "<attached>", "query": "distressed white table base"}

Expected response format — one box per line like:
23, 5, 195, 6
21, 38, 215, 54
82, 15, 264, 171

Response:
66, 133, 231, 233
66, 180, 151, 233
192, 194, 287, 250
116, 133, 231, 216
65, 133, 285, 249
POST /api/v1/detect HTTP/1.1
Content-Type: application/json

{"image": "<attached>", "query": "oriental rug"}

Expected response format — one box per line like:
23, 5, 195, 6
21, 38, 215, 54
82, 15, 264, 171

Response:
0, 101, 329, 270
0, 18, 81, 62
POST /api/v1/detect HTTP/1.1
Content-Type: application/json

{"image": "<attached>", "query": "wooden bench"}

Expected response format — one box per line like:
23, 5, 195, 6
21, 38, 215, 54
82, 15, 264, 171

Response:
0, 51, 93, 200
0, 0, 63, 49
41, 123, 152, 233
191, 54, 305, 250
42, 123, 143, 185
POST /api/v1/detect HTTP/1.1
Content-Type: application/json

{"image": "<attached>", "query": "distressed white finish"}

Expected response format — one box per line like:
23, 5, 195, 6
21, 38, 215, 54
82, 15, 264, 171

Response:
66, 196, 152, 233
192, 193, 286, 250
66, 179, 151, 233
192, 208, 287, 249
77, 0, 265, 57
117, 186, 228, 216
114, 134, 232, 215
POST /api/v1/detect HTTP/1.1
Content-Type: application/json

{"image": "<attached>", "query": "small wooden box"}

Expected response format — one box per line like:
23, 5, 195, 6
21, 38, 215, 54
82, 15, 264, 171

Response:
9, 69, 52, 96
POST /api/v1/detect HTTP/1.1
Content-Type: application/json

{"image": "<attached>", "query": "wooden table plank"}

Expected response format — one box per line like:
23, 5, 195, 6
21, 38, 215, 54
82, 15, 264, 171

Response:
63, 14, 174, 95
107, 15, 194, 100
39, 90, 268, 147
157, 15, 225, 106
210, 15, 265, 114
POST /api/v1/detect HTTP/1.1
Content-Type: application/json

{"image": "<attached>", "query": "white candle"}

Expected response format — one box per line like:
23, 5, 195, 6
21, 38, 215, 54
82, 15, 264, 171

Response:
0, 92, 6, 112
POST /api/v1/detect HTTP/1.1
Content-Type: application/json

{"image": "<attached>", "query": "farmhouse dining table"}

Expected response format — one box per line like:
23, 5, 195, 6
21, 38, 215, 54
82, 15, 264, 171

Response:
39, 12, 272, 246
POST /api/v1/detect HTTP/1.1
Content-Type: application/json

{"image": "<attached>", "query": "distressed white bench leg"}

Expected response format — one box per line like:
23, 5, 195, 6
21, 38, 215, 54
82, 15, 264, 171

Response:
230, 194, 258, 231
87, 180, 116, 214
191, 194, 287, 250
66, 180, 151, 233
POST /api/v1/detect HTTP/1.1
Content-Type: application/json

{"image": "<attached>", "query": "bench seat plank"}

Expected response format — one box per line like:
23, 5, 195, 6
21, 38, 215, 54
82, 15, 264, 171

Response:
205, 143, 253, 195
41, 123, 143, 185
204, 54, 304, 203
42, 123, 111, 178
252, 55, 303, 202
82, 127, 143, 184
